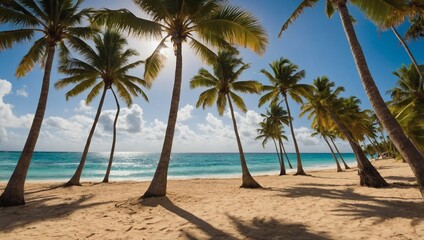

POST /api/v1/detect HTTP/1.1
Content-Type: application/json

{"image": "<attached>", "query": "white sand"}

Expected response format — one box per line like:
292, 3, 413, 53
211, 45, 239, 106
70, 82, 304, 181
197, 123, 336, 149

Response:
1, 158, 423, 239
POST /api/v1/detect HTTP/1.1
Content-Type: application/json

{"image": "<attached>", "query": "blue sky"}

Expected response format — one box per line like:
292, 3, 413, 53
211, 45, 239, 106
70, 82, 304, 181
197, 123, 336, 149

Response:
0, 0, 423, 153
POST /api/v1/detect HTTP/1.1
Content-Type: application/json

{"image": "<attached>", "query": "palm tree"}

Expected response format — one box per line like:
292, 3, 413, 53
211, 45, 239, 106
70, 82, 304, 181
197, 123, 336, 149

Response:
55, 30, 149, 186
256, 121, 286, 175
0, 0, 94, 207
258, 104, 291, 175
190, 50, 262, 188
405, 15, 424, 40
388, 64, 424, 152
92, 0, 267, 198
281, 0, 422, 197
311, 128, 342, 172
259, 58, 311, 175
328, 133, 351, 169
301, 76, 387, 187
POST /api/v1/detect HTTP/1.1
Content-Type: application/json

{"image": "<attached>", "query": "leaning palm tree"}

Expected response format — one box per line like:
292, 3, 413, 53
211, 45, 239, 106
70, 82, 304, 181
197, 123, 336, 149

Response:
0, 0, 94, 207
92, 0, 267, 197
256, 121, 286, 175
259, 58, 311, 175
191, 50, 262, 188
301, 76, 387, 187
281, 0, 422, 197
311, 128, 342, 172
328, 133, 351, 169
55, 30, 149, 186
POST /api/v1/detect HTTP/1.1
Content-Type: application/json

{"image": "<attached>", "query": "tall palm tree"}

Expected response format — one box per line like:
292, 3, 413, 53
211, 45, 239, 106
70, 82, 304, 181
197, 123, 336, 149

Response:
281, 0, 422, 197
259, 58, 311, 175
258, 104, 291, 175
0, 0, 94, 207
405, 15, 424, 40
92, 0, 267, 197
256, 120, 286, 175
190, 50, 262, 188
262, 104, 293, 170
328, 133, 351, 169
55, 30, 149, 186
311, 128, 342, 172
301, 76, 387, 187
388, 64, 424, 152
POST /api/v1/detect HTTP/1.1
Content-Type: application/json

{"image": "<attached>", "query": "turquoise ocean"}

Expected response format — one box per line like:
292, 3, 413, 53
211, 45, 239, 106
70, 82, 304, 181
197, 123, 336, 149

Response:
0, 152, 357, 182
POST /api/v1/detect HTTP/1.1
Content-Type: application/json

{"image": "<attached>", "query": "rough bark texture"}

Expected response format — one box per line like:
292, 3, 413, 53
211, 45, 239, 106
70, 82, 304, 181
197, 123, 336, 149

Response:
0, 43, 56, 207
283, 94, 305, 175
323, 136, 343, 172
65, 86, 108, 186
338, 1, 423, 196
142, 42, 183, 198
391, 27, 424, 91
277, 138, 286, 175
280, 141, 293, 169
330, 137, 350, 169
103, 88, 120, 183
328, 109, 388, 188
227, 95, 261, 188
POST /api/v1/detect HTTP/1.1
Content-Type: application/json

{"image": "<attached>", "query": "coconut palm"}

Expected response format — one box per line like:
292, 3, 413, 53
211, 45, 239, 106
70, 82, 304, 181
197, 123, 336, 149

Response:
256, 121, 286, 175
281, 0, 421, 197
262, 104, 293, 170
191, 50, 262, 188
55, 30, 149, 186
311, 128, 343, 172
405, 15, 424, 40
92, 0, 267, 197
301, 76, 387, 187
328, 133, 351, 169
388, 64, 424, 152
259, 58, 311, 175
258, 104, 291, 175
0, 0, 94, 207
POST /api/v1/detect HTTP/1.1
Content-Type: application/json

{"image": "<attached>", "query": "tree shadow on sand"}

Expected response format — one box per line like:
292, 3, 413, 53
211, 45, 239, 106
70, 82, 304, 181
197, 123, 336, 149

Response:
272, 183, 424, 224
0, 194, 111, 232
227, 214, 330, 240
140, 197, 236, 239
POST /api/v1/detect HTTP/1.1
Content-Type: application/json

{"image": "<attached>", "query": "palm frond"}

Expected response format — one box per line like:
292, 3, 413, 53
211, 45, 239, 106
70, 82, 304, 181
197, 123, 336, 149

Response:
229, 92, 247, 112
16, 37, 47, 77
188, 37, 218, 64
144, 37, 168, 82
0, 29, 36, 50
279, 0, 319, 37
231, 80, 262, 94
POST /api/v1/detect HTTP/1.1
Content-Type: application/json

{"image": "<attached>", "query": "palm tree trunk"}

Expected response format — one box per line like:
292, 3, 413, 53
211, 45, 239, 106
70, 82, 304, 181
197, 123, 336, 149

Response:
366, 135, 383, 158
227, 94, 261, 188
323, 136, 343, 172
280, 140, 293, 169
277, 138, 286, 175
391, 26, 423, 91
143, 42, 183, 198
65, 86, 108, 186
103, 88, 120, 183
330, 137, 350, 169
328, 109, 388, 187
0, 43, 56, 207
337, 1, 423, 197
283, 94, 305, 175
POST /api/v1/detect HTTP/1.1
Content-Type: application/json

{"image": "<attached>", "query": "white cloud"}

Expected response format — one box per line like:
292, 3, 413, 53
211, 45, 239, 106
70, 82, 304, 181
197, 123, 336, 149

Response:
177, 104, 194, 122
16, 85, 28, 97
0, 79, 33, 143
293, 126, 321, 146
74, 100, 93, 113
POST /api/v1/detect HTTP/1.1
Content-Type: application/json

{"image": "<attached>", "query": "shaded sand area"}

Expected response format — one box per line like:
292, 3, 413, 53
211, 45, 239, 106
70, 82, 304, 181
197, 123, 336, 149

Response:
1, 158, 423, 239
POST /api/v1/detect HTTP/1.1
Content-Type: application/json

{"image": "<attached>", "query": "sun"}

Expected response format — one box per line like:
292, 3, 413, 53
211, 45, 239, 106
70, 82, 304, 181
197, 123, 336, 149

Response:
159, 46, 171, 56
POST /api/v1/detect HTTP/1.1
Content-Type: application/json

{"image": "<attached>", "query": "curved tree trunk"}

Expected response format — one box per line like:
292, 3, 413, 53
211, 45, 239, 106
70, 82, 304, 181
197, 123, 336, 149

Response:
143, 42, 183, 198
323, 136, 343, 172
65, 86, 108, 186
0, 43, 56, 207
391, 27, 423, 91
103, 88, 120, 183
338, 2, 424, 195
330, 137, 350, 169
328, 109, 388, 187
283, 94, 305, 175
277, 138, 286, 175
280, 140, 293, 169
227, 95, 261, 188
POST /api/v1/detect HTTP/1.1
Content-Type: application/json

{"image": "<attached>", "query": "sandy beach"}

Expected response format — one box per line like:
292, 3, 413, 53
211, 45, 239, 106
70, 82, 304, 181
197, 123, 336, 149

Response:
1, 158, 423, 239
